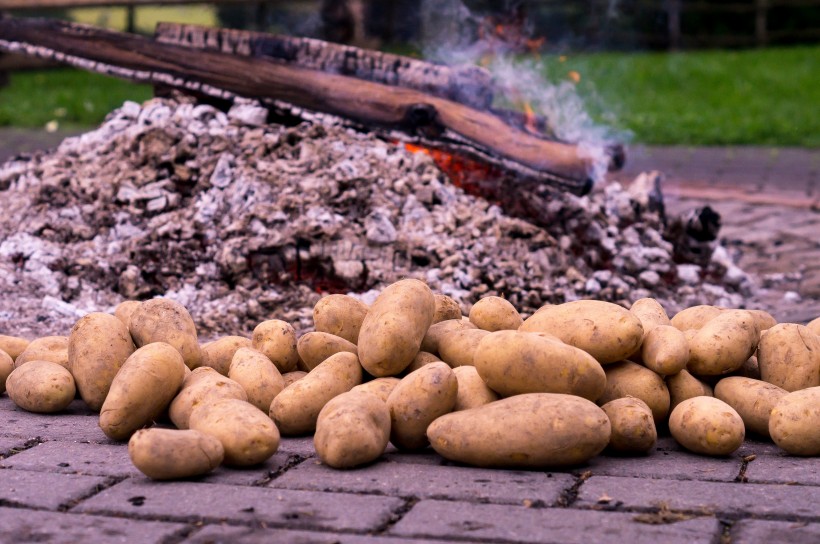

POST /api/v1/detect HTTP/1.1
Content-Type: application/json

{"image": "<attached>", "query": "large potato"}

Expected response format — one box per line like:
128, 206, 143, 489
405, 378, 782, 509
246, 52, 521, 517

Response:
519, 300, 643, 364
314, 391, 391, 469
68, 312, 136, 411
358, 279, 436, 377
14, 336, 69, 369
641, 325, 689, 376
769, 386, 820, 455
714, 377, 786, 438
438, 329, 490, 368
601, 396, 657, 454
270, 351, 362, 435
808, 316, 820, 336
428, 393, 611, 468
420, 319, 476, 354
296, 332, 357, 371
687, 310, 759, 376
629, 298, 670, 336
129, 299, 202, 369
282, 371, 307, 387
474, 331, 606, 401
201, 336, 252, 375
670, 305, 722, 331
350, 377, 401, 403
453, 366, 499, 411
758, 323, 820, 392
169, 367, 248, 429
387, 362, 457, 450
597, 361, 670, 422
748, 310, 777, 332
0, 335, 29, 361
0, 349, 13, 394
114, 300, 141, 329
669, 397, 745, 456
190, 398, 279, 466
433, 294, 462, 323
6, 361, 76, 413
100, 342, 187, 440
667, 369, 712, 412
128, 428, 224, 480
228, 347, 285, 412
402, 351, 442, 375
251, 319, 299, 373
313, 294, 369, 344
469, 296, 523, 332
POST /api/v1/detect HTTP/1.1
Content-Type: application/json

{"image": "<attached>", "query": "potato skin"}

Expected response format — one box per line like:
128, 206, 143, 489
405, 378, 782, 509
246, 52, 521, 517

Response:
687, 310, 759, 376
14, 336, 69, 369
0, 335, 29, 361
630, 298, 670, 336
228, 347, 284, 412
251, 320, 299, 373
808, 317, 820, 337
296, 332, 358, 371
128, 428, 224, 480
6, 361, 76, 413
747, 310, 777, 332
469, 296, 523, 332
670, 305, 722, 332
667, 369, 712, 412
433, 294, 462, 324
669, 397, 745, 456
758, 323, 820, 392
351, 377, 401, 402
598, 361, 670, 423
453, 366, 499, 411
100, 342, 187, 441
201, 336, 252, 376
129, 299, 202, 370
420, 319, 476, 354
402, 351, 442, 375
769, 387, 820, 455
438, 329, 490, 368
114, 300, 141, 329
68, 312, 136, 411
474, 331, 606, 401
519, 300, 643, 364
641, 325, 689, 376
387, 362, 457, 450
428, 393, 611, 468
169, 367, 248, 430
0, 349, 13, 394
601, 396, 657, 454
314, 391, 391, 469
270, 351, 362, 435
190, 398, 279, 466
714, 377, 786, 438
313, 294, 369, 344
282, 371, 307, 387
358, 279, 436, 377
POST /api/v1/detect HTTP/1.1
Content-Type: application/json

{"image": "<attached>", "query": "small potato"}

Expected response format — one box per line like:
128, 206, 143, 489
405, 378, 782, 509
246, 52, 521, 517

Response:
420, 319, 476, 354
0, 335, 29, 361
313, 294, 369, 344
0, 349, 14, 394
519, 300, 643, 364
128, 428, 224, 480
601, 396, 657, 454
129, 299, 202, 369
667, 370, 713, 412
428, 393, 611, 468
228, 347, 285, 412
438, 329, 491, 368
747, 310, 777, 332
433, 294, 462, 324
669, 397, 745, 456
358, 279, 436, 377
68, 312, 136, 411
630, 298, 670, 337
670, 305, 722, 332
270, 351, 362, 435
114, 300, 141, 329
201, 336, 252, 375
282, 371, 307, 387
687, 310, 759, 376
14, 336, 69, 369
714, 377, 786, 438
169, 367, 248, 429
469, 296, 523, 332
769, 386, 820, 455
251, 320, 299, 373
296, 332, 358, 371
6, 361, 76, 413
402, 351, 442, 375
314, 391, 391, 468
387, 362, 457, 450
453, 366, 499, 411
190, 398, 280, 466
808, 316, 820, 336
735, 355, 761, 380
597, 361, 670, 423
758, 323, 820, 392
100, 343, 187, 441
474, 331, 606, 402
641, 325, 689, 376
351, 377, 401, 403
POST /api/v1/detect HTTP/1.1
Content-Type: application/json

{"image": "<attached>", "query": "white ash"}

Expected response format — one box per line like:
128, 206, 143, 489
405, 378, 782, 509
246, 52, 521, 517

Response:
0, 96, 754, 338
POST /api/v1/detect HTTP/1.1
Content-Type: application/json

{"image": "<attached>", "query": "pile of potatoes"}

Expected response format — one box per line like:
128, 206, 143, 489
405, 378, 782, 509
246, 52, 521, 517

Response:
1, 278, 819, 479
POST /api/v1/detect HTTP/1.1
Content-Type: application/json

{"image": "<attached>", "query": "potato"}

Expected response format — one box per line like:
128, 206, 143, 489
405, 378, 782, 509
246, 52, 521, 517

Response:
100, 342, 187, 441
808, 316, 820, 336
667, 369, 712, 412
114, 300, 141, 329
358, 279, 436, 377
296, 332, 358, 372
68, 312, 136, 411
251, 320, 299, 373
641, 325, 689, 376
670, 305, 722, 331
228, 347, 285, 412
469, 296, 523, 332
402, 351, 442, 375
350, 377, 401, 403
282, 371, 307, 387
433, 294, 462, 324
714, 377, 786, 438
0, 349, 13, 394
519, 300, 643, 364
200, 336, 252, 376
735, 355, 761, 380
630, 298, 670, 337
597, 361, 670, 422
758, 323, 820, 392
387, 362, 457, 450
270, 351, 362, 435
428, 393, 611, 468
747, 310, 777, 332
6, 361, 76, 413
438, 328, 490, 368
0, 335, 29, 361
420, 319, 476, 354
169, 367, 248, 430
769, 386, 820, 455
129, 299, 202, 370
14, 336, 69, 369
190, 398, 279, 466
313, 294, 369, 344
669, 397, 745, 456
474, 331, 606, 401
128, 428, 224, 480
453, 366, 499, 411
687, 310, 759, 376
601, 396, 657, 454
314, 391, 391, 469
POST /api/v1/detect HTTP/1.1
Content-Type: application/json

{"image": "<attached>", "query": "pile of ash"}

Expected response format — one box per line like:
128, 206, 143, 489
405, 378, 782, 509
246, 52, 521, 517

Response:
0, 96, 753, 338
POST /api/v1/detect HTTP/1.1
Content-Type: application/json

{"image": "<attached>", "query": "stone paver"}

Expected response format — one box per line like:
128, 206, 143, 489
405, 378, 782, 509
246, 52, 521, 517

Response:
1, 441, 141, 478
744, 454, 820, 486
0, 397, 113, 444
580, 450, 741, 482
185, 524, 458, 544
732, 519, 820, 544
0, 468, 108, 510
0, 435, 30, 457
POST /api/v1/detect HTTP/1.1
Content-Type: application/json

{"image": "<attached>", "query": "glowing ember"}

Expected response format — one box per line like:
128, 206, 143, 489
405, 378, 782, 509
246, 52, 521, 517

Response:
402, 142, 502, 199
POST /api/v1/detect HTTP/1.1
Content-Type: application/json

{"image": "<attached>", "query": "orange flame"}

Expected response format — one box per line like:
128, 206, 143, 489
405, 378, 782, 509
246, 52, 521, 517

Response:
400, 142, 501, 198
523, 102, 538, 135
